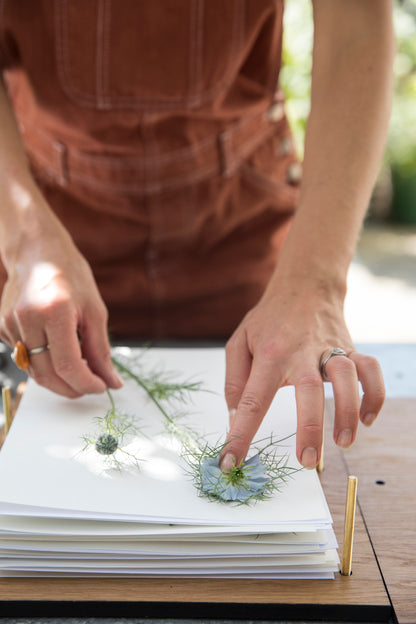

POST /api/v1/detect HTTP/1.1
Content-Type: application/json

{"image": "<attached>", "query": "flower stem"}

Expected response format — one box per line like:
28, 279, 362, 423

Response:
112, 356, 175, 425
106, 387, 116, 413
111, 355, 201, 453
105, 388, 118, 433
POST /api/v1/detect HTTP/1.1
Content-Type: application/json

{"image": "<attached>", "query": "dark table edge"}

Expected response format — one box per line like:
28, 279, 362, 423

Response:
0, 599, 394, 622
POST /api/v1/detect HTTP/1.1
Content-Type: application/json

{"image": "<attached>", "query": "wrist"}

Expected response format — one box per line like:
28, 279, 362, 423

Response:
264, 250, 348, 309
0, 182, 70, 273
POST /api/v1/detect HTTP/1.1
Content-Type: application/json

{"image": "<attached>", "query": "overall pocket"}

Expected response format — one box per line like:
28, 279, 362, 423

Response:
55, 0, 246, 110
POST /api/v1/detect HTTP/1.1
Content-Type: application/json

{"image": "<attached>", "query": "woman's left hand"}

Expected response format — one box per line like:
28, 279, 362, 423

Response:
221, 278, 385, 470
221, 0, 394, 471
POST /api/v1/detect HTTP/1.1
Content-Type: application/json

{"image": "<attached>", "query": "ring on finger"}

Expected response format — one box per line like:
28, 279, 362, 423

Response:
11, 340, 50, 371
28, 344, 50, 356
319, 347, 348, 381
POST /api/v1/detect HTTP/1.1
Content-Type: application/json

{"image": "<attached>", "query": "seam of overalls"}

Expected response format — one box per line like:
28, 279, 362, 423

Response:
25, 108, 281, 169
96, 0, 110, 110
188, 0, 202, 100
24, 114, 280, 195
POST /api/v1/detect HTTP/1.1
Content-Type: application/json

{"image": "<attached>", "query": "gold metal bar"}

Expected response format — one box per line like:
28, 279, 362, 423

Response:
12, 381, 26, 418
317, 442, 324, 473
341, 474, 358, 576
2, 386, 13, 436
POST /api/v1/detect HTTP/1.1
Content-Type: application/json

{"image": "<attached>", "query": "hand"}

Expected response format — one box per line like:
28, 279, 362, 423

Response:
221, 280, 385, 470
0, 221, 122, 398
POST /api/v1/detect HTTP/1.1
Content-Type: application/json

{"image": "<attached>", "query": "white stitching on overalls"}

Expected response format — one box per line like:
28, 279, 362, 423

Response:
233, 0, 244, 68
0, 0, 5, 66
54, 0, 248, 110
24, 108, 285, 194
96, 0, 107, 110
103, 0, 112, 108
55, 0, 97, 103
188, 0, 196, 101
191, 0, 204, 99
27, 109, 276, 169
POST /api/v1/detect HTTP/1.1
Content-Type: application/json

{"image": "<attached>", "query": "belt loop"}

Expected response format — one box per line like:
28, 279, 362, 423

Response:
217, 130, 238, 178
52, 140, 69, 186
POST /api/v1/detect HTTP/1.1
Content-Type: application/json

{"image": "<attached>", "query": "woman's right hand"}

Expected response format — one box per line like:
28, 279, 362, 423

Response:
0, 209, 122, 398
0, 76, 121, 398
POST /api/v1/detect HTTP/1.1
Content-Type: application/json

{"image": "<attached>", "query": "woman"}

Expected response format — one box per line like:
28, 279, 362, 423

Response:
0, 0, 393, 469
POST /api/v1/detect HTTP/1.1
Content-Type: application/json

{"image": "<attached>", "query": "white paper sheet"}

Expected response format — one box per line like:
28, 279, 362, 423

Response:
0, 516, 330, 537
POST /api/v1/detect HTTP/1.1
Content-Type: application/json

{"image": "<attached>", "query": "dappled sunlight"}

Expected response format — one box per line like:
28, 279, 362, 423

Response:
26, 262, 61, 295
9, 180, 33, 210
67, 432, 184, 482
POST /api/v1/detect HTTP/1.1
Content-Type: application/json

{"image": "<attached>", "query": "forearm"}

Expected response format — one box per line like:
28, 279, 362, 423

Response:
266, 0, 394, 300
0, 76, 66, 271
0, 77, 120, 395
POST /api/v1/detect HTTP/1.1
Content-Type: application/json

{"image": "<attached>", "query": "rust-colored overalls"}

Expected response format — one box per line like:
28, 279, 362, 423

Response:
0, 0, 300, 338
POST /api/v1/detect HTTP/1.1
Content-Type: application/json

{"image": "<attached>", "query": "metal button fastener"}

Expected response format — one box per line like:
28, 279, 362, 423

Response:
267, 102, 284, 123
287, 162, 302, 184
279, 136, 292, 156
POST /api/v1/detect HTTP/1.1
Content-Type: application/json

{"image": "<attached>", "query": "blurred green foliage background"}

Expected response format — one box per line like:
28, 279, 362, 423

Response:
281, 0, 416, 222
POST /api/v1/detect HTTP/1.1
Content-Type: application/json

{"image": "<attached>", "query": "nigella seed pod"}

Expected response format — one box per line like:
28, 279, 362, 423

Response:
95, 434, 119, 455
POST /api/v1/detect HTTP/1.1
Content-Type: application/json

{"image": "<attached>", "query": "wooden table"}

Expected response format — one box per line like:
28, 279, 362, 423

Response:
339, 397, 416, 624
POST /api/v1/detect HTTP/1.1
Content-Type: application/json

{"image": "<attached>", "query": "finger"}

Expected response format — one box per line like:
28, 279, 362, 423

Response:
27, 350, 82, 398
0, 311, 19, 347
80, 305, 123, 389
295, 371, 325, 468
19, 330, 81, 398
0, 319, 16, 348
45, 310, 107, 395
14, 302, 87, 396
325, 354, 360, 448
348, 352, 385, 426
224, 332, 252, 414
221, 350, 281, 469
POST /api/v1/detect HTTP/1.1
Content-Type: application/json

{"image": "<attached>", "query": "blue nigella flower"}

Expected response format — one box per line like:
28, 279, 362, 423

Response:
200, 454, 270, 503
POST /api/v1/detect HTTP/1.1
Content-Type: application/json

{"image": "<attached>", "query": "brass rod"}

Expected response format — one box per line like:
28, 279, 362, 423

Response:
317, 442, 324, 473
341, 474, 358, 576
2, 386, 13, 436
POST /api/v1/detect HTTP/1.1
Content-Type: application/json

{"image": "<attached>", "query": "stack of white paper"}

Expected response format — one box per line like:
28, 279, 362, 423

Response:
0, 348, 338, 579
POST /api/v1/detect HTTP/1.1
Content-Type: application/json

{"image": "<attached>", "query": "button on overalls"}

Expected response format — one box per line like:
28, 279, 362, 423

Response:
0, 0, 300, 338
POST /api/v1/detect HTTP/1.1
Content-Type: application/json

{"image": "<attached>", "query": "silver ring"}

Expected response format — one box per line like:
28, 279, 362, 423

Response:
320, 347, 348, 381
28, 344, 50, 356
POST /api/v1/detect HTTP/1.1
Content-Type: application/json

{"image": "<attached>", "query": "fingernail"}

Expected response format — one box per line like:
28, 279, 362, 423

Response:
337, 428, 353, 448
300, 447, 318, 469
220, 453, 235, 472
111, 371, 124, 388
362, 413, 376, 427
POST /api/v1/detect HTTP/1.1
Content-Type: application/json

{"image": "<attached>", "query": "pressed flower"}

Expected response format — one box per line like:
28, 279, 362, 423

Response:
200, 454, 269, 503
186, 434, 301, 504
